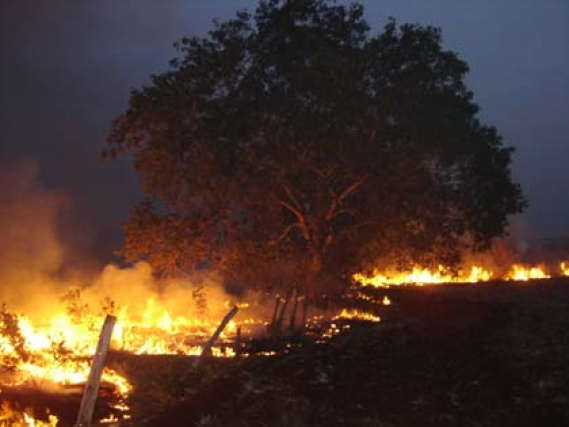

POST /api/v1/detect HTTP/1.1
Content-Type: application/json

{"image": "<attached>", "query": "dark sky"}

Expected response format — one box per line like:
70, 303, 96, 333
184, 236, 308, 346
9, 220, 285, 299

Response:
1, 0, 568, 263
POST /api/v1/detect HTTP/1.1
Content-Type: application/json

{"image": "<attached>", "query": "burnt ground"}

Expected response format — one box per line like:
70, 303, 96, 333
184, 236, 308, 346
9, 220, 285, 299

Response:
6, 279, 569, 427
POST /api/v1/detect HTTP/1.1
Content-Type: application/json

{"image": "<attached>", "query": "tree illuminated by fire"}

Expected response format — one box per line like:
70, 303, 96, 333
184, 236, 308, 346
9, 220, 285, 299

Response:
106, 0, 526, 301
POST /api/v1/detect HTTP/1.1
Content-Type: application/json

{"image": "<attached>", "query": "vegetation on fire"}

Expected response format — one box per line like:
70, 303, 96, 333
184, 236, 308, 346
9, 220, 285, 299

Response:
5, 2, 569, 427
106, 0, 525, 302
3, 279, 569, 427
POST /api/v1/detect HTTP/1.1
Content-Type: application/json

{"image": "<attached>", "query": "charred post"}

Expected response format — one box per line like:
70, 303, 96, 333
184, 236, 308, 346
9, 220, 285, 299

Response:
288, 287, 299, 333
75, 315, 116, 427
194, 306, 239, 368
275, 288, 293, 336
299, 295, 308, 333
269, 295, 281, 333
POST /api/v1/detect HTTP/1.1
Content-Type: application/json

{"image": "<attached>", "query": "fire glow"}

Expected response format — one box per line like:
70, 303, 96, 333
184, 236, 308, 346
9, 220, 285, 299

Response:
353, 262, 569, 287
0, 287, 262, 425
0, 298, 253, 369
2, 258, 569, 426
561, 262, 569, 276
353, 264, 494, 287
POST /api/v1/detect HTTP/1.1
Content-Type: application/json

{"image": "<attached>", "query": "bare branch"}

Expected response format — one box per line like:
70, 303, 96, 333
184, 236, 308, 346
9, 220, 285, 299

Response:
327, 208, 353, 221
325, 175, 369, 222
323, 233, 334, 254
276, 223, 300, 242
338, 174, 369, 203
278, 199, 310, 240
281, 179, 303, 212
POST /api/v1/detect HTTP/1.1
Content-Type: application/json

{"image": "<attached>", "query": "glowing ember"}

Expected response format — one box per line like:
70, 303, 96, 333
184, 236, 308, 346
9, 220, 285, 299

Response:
333, 309, 381, 323
382, 296, 391, 306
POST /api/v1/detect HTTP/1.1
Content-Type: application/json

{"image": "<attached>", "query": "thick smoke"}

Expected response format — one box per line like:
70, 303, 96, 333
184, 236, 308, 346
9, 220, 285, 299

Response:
0, 160, 251, 322
0, 160, 70, 314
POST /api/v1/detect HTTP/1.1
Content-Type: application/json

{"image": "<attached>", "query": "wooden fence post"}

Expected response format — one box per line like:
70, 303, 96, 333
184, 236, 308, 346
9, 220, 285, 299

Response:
300, 295, 308, 333
275, 288, 292, 336
76, 315, 116, 427
288, 287, 299, 333
193, 306, 239, 368
269, 295, 281, 333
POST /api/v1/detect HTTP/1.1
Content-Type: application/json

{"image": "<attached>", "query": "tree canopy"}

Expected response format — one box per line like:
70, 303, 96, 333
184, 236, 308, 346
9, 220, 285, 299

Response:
106, 0, 526, 300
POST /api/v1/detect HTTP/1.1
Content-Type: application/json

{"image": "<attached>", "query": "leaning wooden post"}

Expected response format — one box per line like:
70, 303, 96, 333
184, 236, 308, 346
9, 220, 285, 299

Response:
275, 288, 292, 336
269, 295, 281, 333
299, 295, 308, 333
76, 315, 116, 427
288, 287, 299, 333
193, 306, 238, 368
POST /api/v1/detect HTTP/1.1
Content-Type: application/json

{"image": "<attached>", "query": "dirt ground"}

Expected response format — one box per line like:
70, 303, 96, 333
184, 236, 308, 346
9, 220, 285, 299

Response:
126, 279, 569, 427
7, 279, 569, 427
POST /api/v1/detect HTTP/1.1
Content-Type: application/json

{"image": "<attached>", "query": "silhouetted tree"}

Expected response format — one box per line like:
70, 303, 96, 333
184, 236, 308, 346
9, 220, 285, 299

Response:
106, 0, 526, 301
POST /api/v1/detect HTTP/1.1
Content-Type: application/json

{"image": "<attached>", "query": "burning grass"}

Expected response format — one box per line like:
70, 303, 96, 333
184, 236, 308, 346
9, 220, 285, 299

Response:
2, 259, 569, 426
352, 262, 566, 287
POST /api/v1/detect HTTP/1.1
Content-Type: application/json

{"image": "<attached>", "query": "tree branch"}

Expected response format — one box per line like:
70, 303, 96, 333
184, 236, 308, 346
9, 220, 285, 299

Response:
325, 174, 369, 222
276, 223, 301, 242
278, 199, 310, 240
281, 179, 303, 212
338, 174, 369, 202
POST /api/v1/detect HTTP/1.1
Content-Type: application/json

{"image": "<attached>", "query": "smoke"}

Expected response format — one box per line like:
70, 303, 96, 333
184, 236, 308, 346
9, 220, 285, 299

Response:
0, 160, 253, 323
0, 159, 70, 312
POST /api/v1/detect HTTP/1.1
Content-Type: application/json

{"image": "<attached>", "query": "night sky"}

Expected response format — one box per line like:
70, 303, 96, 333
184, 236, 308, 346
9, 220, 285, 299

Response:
1, 0, 568, 264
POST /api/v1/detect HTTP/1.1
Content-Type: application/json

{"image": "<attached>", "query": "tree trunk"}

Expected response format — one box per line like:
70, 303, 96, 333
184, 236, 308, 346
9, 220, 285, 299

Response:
304, 249, 323, 304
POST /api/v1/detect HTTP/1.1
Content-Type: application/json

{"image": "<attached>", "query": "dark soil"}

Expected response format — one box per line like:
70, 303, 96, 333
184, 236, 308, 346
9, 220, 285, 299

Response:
135, 279, 569, 427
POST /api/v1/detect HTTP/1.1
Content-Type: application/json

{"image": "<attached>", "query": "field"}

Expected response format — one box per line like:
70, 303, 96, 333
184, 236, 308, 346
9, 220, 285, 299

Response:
4, 279, 569, 427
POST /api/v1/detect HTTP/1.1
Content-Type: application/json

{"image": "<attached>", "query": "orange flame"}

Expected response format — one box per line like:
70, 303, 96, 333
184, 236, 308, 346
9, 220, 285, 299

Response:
560, 262, 569, 276
353, 262, 565, 287
353, 264, 493, 287
504, 264, 550, 281
333, 308, 381, 323
0, 401, 58, 427
0, 292, 265, 424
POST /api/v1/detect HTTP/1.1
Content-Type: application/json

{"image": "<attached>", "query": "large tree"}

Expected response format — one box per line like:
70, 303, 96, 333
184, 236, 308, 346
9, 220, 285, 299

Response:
107, 0, 525, 300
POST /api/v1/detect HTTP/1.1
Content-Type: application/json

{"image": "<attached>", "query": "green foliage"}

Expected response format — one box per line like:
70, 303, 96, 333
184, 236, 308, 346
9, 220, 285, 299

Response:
107, 0, 525, 296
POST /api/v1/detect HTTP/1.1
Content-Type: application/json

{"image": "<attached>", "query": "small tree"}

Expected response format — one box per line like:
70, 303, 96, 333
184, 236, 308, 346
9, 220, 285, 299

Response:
107, 0, 525, 301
